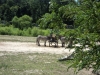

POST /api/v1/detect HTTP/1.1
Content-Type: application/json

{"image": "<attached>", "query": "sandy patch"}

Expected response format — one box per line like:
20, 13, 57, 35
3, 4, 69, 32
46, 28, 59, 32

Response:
0, 42, 74, 54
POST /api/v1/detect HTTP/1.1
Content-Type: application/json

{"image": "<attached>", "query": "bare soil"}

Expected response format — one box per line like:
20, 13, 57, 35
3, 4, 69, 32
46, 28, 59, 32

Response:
0, 41, 95, 75
0, 41, 74, 54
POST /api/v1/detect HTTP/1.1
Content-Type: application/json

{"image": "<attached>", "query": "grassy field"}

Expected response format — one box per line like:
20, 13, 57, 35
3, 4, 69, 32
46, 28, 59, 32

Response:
0, 52, 73, 75
0, 35, 36, 42
0, 35, 94, 75
0, 52, 94, 75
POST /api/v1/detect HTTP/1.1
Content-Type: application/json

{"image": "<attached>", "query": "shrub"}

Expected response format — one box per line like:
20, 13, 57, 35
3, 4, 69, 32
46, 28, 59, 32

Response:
42, 29, 50, 36
31, 27, 49, 37
0, 25, 22, 36
22, 28, 32, 36
12, 15, 32, 30
12, 16, 19, 28
0, 26, 50, 37
31, 27, 41, 37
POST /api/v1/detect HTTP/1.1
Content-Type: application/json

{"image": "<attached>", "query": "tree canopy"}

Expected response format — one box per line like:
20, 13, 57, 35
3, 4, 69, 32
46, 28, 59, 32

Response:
66, 0, 100, 73
0, 0, 50, 22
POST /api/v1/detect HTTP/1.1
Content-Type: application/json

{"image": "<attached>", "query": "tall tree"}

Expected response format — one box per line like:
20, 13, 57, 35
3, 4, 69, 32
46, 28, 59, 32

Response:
68, 0, 100, 73
0, 0, 50, 23
37, 12, 64, 29
29, 0, 50, 22
59, 4, 77, 26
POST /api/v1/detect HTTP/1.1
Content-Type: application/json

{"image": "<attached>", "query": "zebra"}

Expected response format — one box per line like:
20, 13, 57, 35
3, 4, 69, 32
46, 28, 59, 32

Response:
36, 35, 58, 47
59, 36, 66, 47
48, 35, 58, 47
36, 35, 48, 46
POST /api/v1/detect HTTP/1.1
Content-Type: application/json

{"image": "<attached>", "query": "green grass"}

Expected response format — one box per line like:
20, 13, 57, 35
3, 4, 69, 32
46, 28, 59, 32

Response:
0, 35, 36, 42
0, 52, 93, 75
0, 52, 72, 75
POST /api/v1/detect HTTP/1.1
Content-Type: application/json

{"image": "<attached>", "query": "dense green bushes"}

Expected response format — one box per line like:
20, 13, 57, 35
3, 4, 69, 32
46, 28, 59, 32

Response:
0, 26, 19, 35
0, 25, 51, 37
12, 15, 32, 30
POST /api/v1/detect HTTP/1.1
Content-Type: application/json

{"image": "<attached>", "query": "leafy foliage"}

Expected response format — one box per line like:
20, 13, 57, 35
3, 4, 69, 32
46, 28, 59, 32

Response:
0, 25, 50, 37
12, 16, 19, 28
12, 15, 32, 30
0, 0, 50, 22
67, 0, 100, 72
37, 12, 64, 29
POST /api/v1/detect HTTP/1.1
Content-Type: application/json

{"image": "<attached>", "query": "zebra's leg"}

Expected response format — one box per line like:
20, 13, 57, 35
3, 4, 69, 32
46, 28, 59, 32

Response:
48, 40, 52, 47
55, 42, 56, 47
38, 40, 40, 46
64, 42, 65, 47
57, 41, 58, 47
49, 41, 51, 47
55, 42, 57, 47
62, 43, 63, 47
55, 41, 58, 47
62, 42, 64, 47
62, 42, 65, 47
44, 41, 46, 46
54, 41, 57, 47
63, 43, 65, 47
51, 42, 53, 46
50, 41, 52, 46
36, 39, 38, 45
49, 41, 50, 46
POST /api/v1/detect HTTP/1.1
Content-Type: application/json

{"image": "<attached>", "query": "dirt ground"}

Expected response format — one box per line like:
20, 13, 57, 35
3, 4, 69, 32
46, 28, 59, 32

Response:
0, 41, 95, 75
0, 41, 75, 54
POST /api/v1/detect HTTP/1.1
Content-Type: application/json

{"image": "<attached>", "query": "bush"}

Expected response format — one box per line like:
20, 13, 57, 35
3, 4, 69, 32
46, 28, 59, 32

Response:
31, 27, 51, 37
0, 25, 22, 36
31, 27, 43, 37
42, 29, 50, 36
0, 27, 7, 35
12, 15, 32, 30
12, 16, 19, 28
0, 26, 50, 37
22, 28, 31, 36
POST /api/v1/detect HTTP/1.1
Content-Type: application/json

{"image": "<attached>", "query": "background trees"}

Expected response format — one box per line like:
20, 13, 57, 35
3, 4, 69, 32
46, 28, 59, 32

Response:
12, 15, 32, 30
0, 0, 50, 23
